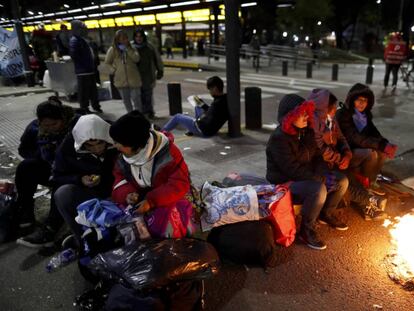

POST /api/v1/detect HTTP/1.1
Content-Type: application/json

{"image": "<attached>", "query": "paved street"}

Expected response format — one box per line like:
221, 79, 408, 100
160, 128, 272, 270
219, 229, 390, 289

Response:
1, 59, 414, 310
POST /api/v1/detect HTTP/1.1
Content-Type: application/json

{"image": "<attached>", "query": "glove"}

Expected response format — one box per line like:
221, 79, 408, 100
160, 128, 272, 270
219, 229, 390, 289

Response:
117, 44, 127, 51
384, 143, 397, 159
338, 152, 352, 170
156, 71, 164, 80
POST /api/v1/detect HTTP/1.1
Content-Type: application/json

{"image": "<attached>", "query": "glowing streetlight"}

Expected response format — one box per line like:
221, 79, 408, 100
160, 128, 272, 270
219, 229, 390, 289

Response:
317, 21, 322, 26
305, 36, 309, 41
283, 32, 288, 37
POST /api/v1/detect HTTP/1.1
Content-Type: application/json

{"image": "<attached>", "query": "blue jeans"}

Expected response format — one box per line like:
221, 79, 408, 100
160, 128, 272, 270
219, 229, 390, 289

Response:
162, 106, 204, 136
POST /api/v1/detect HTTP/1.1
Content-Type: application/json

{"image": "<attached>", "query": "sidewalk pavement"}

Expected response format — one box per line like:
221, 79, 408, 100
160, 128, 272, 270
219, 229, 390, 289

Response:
1, 60, 414, 310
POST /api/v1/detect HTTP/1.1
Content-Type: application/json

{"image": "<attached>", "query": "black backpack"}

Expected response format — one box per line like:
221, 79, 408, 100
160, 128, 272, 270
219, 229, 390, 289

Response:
207, 220, 278, 268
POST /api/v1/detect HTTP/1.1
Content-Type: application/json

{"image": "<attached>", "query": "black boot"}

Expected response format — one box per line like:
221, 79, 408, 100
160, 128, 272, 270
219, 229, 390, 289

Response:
298, 226, 327, 250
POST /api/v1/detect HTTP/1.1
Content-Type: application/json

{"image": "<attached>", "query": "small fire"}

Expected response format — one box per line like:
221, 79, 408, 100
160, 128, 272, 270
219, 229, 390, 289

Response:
385, 213, 414, 289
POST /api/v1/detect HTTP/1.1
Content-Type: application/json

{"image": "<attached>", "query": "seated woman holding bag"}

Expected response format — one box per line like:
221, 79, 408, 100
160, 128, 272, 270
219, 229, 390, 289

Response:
109, 110, 196, 238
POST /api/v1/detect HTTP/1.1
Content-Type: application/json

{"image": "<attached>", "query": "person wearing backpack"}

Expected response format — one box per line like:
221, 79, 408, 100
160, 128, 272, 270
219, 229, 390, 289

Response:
15, 97, 75, 247
266, 94, 349, 250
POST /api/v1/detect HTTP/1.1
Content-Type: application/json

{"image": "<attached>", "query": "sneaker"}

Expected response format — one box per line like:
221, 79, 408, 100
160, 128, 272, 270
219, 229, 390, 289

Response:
363, 196, 388, 221
18, 210, 35, 229
16, 226, 55, 248
391, 86, 397, 95
61, 234, 80, 251
369, 195, 387, 211
318, 214, 349, 231
298, 228, 327, 250
369, 182, 386, 196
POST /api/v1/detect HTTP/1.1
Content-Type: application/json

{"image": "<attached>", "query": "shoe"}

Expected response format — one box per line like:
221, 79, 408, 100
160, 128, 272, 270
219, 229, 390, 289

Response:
318, 214, 349, 231
18, 209, 35, 229
185, 131, 194, 136
61, 234, 80, 251
369, 182, 386, 196
298, 227, 327, 250
369, 195, 387, 211
391, 86, 397, 95
16, 226, 55, 248
363, 196, 388, 221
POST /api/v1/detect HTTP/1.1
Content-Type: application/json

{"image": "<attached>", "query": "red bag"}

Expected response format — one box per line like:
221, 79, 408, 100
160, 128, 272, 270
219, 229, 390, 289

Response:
265, 184, 296, 247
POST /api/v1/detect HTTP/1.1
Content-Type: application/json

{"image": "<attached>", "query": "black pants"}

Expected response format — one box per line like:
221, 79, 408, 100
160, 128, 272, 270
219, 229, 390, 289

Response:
384, 63, 400, 87
77, 74, 100, 110
15, 158, 63, 231
350, 148, 386, 184
55, 184, 102, 242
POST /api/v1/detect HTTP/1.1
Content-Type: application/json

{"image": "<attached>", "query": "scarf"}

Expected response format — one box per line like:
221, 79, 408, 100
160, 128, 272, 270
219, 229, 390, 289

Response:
122, 131, 168, 188
352, 108, 367, 133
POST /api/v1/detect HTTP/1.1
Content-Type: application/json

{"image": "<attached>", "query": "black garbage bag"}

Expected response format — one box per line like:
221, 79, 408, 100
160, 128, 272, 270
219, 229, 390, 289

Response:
89, 238, 220, 291
207, 220, 278, 268
0, 182, 18, 243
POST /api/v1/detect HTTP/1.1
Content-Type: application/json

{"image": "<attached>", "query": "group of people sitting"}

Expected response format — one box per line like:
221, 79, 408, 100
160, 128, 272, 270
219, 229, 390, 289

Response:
13, 78, 395, 256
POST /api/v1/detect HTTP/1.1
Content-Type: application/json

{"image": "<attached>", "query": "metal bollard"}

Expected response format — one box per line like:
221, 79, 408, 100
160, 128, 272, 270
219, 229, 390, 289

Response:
282, 61, 288, 76
167, 83, 182, 115
332, 64, 339, 81
306, 62, 312, 78
245, 87, 262, 130
366, 66, 374, 84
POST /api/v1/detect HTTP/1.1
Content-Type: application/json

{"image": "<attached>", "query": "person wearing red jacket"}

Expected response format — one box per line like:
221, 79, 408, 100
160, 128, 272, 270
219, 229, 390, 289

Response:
109, 111, 193, 238
383, 32, 407, 94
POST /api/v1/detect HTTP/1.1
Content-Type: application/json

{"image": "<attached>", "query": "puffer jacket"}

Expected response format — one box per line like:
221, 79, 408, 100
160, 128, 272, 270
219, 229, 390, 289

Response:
266, 94, 325, 184
336, 83, 388, 152
111, 131, 190, 208
307, 89, 351, 167
105, 46, 141, 89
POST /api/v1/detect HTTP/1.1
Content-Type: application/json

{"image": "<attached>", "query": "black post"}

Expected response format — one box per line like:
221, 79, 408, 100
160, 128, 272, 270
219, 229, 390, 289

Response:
306, 62, 312, 78
245, 87, 262, 130
181, 12, 187, 59
225, 0, 241, 137
167, 83, 182, 115
282, 60, 288, 76
332, 64, 339, 81
366, 58, 374, 85
213, 5, 220, 60
10, 0, 34, 87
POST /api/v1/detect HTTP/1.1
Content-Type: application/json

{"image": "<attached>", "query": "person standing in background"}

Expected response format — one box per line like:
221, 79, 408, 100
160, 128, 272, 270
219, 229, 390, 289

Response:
132, 29, 164, 119
383, 32, 407, 95
69, 20, 102, 113
30, 24, 53, 86
55, 24, 70, 57
105, 30, 142, 113
164, 36, 174, 59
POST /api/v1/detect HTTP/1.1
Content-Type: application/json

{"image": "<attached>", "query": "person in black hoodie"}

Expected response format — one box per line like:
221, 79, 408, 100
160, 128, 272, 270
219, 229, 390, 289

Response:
15, 97, 74, 242
162, 76, 229, 137
266, 94, 349, 250
336, 83, 397, 193
17, 115, 117, 247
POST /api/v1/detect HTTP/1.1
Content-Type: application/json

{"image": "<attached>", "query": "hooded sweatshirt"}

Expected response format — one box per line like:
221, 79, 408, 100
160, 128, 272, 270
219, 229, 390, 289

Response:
307, 89, 351, 167
336, 83, 388, 152
266, 94, 324, 184
51, 115, 118, 197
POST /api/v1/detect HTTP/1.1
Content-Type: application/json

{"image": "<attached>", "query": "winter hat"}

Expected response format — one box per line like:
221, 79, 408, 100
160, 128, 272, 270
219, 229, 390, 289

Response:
277, 94, 315, 135
110, 110, 151, 150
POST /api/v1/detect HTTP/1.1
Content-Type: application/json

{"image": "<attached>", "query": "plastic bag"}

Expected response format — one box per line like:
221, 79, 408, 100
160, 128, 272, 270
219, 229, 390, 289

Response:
0, 180, 17, 243
88, 238, 220, 291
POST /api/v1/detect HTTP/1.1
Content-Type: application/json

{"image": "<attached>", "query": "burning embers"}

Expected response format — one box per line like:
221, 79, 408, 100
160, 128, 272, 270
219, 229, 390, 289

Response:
384, 214, 414, 290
